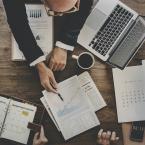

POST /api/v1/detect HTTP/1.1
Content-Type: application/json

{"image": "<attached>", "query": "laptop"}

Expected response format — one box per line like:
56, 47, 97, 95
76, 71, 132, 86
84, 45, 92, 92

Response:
77, 0, 145, 69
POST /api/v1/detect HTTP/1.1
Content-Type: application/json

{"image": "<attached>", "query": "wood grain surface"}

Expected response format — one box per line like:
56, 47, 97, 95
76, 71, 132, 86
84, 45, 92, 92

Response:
0, 0, 145, 145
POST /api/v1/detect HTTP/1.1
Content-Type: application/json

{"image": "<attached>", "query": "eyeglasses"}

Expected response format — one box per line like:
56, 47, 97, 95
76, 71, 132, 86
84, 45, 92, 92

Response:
42, 0, 80, 16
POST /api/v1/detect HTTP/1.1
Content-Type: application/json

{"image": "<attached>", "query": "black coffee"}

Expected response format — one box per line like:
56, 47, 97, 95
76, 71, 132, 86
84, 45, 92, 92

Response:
78, 54, 93, 69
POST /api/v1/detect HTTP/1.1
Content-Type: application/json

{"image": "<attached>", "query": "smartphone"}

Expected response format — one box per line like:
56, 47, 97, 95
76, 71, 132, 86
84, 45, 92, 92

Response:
130, 121, 145, 142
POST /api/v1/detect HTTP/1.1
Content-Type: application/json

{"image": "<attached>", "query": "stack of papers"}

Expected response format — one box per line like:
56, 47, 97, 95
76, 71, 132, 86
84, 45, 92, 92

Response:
112, 60, 145, 123
11, 4, 53, 61
40, 72, 106, 140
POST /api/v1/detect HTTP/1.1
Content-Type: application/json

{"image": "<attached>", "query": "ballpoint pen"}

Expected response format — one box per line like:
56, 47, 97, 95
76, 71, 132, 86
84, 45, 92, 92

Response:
58, 93, 64, 101
51, 83, 64, 101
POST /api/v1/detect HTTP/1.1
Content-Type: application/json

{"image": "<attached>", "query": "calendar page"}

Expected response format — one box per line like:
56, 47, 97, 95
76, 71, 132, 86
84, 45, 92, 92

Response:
113, 65, 145, 123
1, 100, 37, 144
0, 97, 10, 134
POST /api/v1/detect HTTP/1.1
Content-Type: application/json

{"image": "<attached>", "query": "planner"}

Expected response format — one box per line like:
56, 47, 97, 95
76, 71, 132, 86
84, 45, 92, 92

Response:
0, 96, 37, 144
112, 64, 145, 123
11, 4, 53, 61
42, 75, 100, 140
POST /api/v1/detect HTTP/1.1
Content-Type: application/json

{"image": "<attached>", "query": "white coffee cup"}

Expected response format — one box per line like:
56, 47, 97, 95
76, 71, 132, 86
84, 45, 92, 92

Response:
72, 52, 95, 70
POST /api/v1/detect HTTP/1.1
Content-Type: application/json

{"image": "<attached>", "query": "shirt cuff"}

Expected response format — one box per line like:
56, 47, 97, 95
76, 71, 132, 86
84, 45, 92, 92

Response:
55, 41, 74, 51
30, 55, 46, 67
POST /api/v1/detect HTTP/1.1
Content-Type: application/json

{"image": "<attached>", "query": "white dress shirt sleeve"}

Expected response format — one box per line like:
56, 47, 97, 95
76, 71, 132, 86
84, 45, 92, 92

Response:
55, 41, 74, 51
30, 41, 74, 67
30, 55, 46, 67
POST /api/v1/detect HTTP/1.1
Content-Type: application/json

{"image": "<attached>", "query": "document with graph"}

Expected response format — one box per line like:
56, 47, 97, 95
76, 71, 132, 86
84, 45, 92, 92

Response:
0, 96, 37, 144
43, 76, 100, 140
113, 64, 145, 123
11, 4, 53, 61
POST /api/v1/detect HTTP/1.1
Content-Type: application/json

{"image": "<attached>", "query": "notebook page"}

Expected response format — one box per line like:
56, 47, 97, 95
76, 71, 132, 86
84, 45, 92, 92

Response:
78, 72, 106, 111
43, 76, 100, 140
1, 100, 37, 144
113, 65, 145, 123
0, 96, 10, 134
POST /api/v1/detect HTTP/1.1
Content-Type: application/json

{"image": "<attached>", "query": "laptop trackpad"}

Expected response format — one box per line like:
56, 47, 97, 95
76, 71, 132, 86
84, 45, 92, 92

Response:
85, 8, 107, 32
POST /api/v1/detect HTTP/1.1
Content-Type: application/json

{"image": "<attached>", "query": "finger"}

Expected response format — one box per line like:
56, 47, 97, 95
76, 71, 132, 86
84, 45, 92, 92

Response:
98, 129, 103, 139
116, 137, 119, 141
102, 132, 107, 140
55, 63, 62, 71
111, 137, 119, 145
111, 131, 116, 141
106, 131, 111, 140
45, 81, 57, 93
57, 63, 63, 71
38, 138, 48, 144
53, 63, 59, 71
49, 61, 54, 70
39, 126, 48, 144
40, 126, 45, 138
33, 132, 39, 141
60, 63, 66, 71
49, 74, 58, 89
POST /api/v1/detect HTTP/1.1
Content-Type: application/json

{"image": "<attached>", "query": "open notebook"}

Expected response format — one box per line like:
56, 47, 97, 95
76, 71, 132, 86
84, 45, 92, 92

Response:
11, 4, 53, 61
0, 96, 37, 144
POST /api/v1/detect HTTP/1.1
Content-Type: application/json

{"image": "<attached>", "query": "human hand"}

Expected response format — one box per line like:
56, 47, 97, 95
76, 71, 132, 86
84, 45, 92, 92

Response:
97, 129, 119, 145
49, 47, 67, 71
36, 62, 58, 93
33, 126, 48, 145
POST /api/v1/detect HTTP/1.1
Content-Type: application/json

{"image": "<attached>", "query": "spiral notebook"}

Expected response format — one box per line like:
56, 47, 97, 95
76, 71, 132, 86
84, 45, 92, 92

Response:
0, 96, 37, 144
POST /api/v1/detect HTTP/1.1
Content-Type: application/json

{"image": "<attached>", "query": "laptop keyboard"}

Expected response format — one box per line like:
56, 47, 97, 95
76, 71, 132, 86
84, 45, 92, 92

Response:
108, 17, 145, 68
89, 5, 133, 56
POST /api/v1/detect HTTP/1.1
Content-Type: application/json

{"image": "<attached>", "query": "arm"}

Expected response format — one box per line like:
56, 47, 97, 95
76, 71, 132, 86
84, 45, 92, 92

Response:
3, 0, 44, 64
49, 0, 93, 71
3, 0, 58, 93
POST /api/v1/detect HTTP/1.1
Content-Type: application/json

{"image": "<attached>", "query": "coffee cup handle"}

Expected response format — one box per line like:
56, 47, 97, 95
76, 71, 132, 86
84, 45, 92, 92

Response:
72, 55, 79, 60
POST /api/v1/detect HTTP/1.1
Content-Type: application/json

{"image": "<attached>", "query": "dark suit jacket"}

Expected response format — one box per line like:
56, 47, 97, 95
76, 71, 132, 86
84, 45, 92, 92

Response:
3, 0, 93, 64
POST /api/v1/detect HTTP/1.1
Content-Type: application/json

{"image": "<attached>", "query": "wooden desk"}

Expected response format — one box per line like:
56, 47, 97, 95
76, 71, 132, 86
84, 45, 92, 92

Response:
0, 0, 145, 145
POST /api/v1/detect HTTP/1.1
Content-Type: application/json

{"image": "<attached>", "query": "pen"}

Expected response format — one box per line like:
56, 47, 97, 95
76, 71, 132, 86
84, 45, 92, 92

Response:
51, 82, 63, 101
58, 93, 64, 101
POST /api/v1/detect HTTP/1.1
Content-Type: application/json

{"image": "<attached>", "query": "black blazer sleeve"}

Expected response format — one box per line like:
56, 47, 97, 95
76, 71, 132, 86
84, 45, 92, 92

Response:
3, 0, 44, 64
56, 0, 93, 47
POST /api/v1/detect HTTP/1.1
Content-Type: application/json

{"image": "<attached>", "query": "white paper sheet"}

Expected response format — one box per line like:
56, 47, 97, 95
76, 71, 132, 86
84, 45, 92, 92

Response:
12, 4, 53, 61
78, 72, 106, 111
0, 97, 10, 134
43, 76, 100, 140
113, 65, 145, 123
40, 97, 60, 131
1, 100, 37, 144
